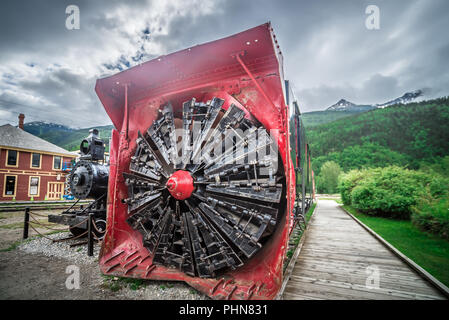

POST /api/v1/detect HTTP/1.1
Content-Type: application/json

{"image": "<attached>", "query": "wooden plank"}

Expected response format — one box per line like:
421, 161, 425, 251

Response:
282, 200, 447, 300
293, 268, 441, 296
293, 261, 427, 281
298, 252, 407, 267
282, 291, 325, 300
301, 246, 398, 258
300, 251, 402, 265
289, 275, 444, 300
284, 279, 403, 300
301, 246, 397, 258
276, 204, 319, 300
304, 236, 385, 244
285, 279, 419, 300
294, 258, 426, 278
341, 206, 449, 299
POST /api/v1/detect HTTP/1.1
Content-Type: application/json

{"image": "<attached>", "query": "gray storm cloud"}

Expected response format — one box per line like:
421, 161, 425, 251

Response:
0, 0, 448, 127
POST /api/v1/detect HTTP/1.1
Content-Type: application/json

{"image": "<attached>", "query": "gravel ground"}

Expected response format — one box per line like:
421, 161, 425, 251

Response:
0, 232, 207, 300
19, 232, 101, 265
0, 209, 62, 250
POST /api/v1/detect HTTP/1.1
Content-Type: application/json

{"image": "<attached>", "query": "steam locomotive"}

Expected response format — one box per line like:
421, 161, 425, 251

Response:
48, 129, 109, 239
92, 22, 313, 299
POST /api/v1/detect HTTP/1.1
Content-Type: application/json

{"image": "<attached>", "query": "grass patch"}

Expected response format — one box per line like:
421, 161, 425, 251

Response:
0, 211, 30, 220
292, 202, 317, 243
343, 205, 449, 287
0, 230, 68, 252
283, 202, 317, 273
306, 203, 316, 222
0, 238, 32, 252
0, 221, 27, 229
101, 276, 146, 292
0, 220, 57, 230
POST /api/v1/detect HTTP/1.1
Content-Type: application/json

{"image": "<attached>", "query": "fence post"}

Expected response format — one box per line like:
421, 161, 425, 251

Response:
23, 207, 30, 239
87, 213, 94, 256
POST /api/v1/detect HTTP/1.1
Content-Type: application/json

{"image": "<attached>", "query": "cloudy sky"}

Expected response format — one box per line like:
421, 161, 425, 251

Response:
1, 0, 448, 128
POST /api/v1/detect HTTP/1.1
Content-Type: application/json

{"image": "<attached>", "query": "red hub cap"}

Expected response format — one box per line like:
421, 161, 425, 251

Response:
166, 170, 194, 200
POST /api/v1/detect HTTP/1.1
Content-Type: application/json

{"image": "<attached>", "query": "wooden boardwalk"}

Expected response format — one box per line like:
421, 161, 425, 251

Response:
282, 200, 447, 300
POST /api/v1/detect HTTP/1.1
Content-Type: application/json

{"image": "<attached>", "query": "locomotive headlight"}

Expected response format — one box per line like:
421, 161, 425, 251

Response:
71, 173, 83, 186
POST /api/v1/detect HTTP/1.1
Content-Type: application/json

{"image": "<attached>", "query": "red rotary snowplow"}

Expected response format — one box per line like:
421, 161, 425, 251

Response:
95, 22, 299, 300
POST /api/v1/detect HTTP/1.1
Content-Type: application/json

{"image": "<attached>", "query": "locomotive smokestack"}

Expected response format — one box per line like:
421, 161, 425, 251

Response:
18, 113, 25, 130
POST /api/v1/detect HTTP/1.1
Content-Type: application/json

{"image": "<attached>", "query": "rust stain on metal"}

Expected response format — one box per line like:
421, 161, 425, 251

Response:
124, 264, 138, 275
222, 279, 233, 289
123, 255, 141, 269
145, 265, 157, 277
104, 250, 124, 264
140, 254, 151, 264
211, 278, 224, 294
124, 250, 138, 261
106, 263, 120, 273
226, 285, 238, 300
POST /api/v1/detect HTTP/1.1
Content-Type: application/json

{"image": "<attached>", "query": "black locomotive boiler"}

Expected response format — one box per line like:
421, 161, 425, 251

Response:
48, 129, 109, 238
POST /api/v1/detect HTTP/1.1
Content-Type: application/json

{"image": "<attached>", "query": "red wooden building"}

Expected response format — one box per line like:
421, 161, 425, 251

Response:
0, 114, 77, 201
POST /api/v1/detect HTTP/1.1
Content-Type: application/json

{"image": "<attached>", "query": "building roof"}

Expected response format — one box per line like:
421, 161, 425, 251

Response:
0, 124, 77, 157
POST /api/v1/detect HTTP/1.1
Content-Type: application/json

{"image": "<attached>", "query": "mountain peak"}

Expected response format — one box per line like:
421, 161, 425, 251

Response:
325, 89, 425, 111
327, 99, 357, 111
336, 98, 352, 104
376, 89, 424, 108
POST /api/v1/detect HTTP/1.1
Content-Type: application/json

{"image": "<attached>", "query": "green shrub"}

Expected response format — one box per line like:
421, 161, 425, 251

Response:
412, 191, 449, 240
312, 143, 409, 177
340, 166, 433, 218
338, 169, 367, 205
317, 161, 342, 193
419, 156, 449, 177
429, 176, 449, 197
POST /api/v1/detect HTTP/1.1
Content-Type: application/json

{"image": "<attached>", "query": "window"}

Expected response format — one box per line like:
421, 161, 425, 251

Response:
6, 150, 18, 167
53, 156, 62, 170
29, 176, 40, 196
31, 153, 41, 168
3, 175, 17, 197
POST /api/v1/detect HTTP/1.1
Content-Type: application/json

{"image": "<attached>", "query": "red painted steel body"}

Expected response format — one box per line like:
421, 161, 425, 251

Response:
95, 22, 296, 299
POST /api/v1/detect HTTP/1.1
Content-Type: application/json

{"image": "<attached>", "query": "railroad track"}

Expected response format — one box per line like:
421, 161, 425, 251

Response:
0, 201, 91, 212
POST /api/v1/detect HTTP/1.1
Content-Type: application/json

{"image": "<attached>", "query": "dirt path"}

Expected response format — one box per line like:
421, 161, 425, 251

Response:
0, 250, 108, 300
0, 209, 207, 300
0, 235, 206, 300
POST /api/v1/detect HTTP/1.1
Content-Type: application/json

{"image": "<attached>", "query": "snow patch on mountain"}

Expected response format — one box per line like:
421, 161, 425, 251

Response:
325, 90, 425, 111
375, 90, 424, 108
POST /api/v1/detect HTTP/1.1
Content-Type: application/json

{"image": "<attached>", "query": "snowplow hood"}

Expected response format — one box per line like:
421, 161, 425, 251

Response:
95, 22, 285, 132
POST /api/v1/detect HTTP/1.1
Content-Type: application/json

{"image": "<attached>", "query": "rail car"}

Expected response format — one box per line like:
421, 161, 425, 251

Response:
48, 129, 109, 238
94, 22, 315, 300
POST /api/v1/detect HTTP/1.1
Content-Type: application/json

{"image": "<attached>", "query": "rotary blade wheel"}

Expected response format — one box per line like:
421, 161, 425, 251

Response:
123, 97, 285, 278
